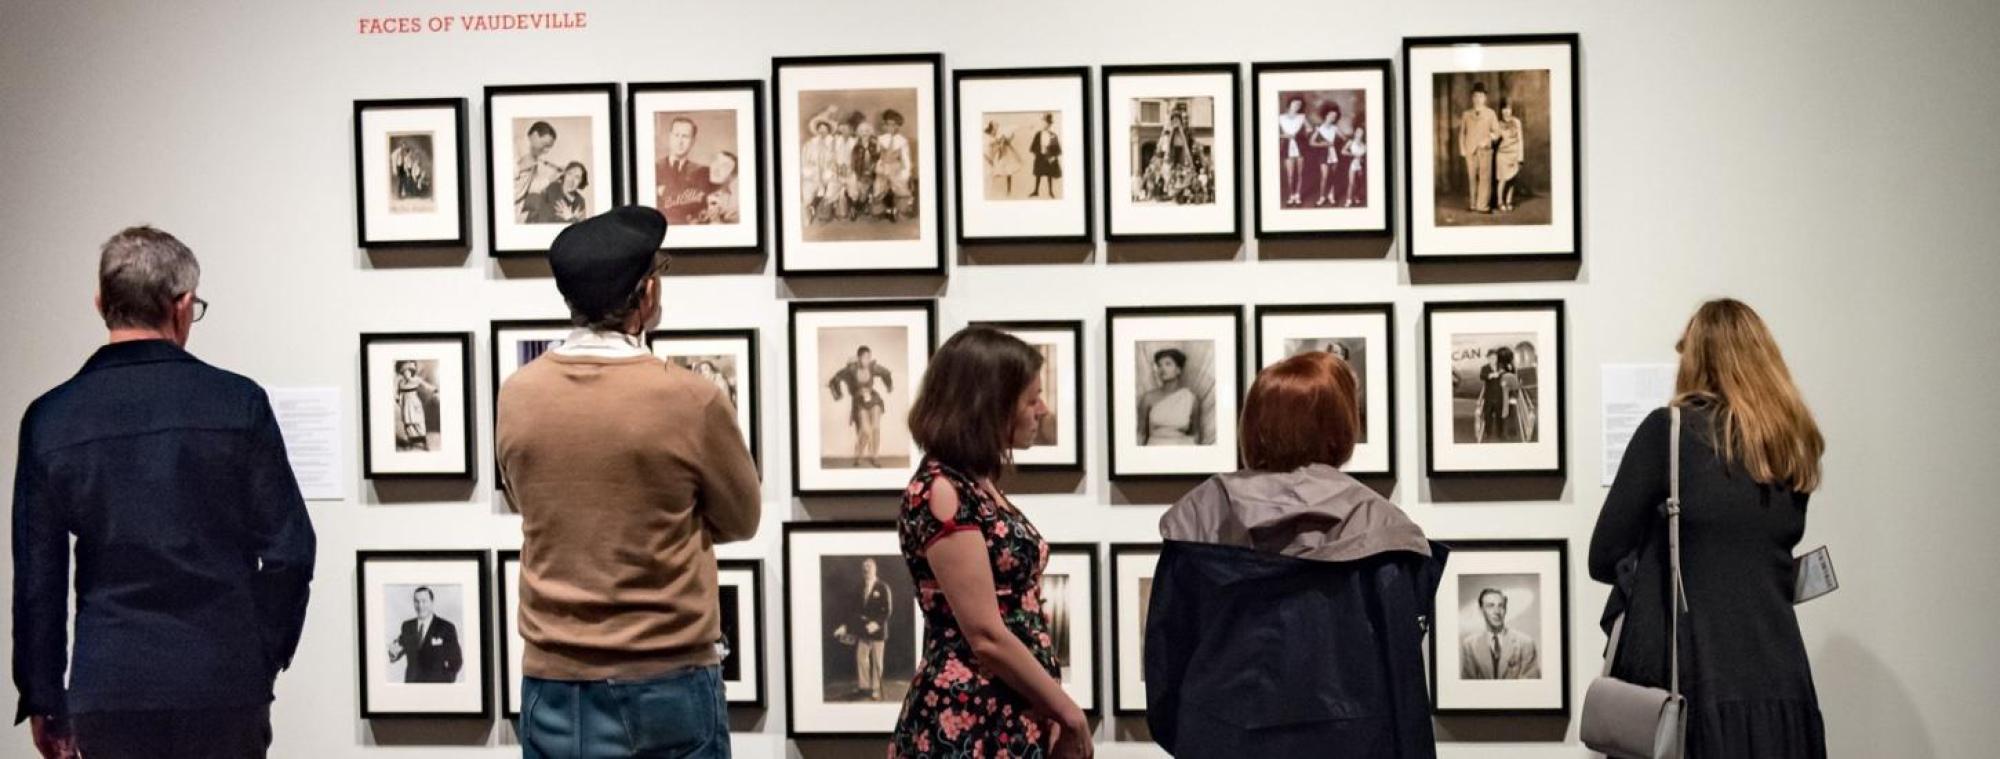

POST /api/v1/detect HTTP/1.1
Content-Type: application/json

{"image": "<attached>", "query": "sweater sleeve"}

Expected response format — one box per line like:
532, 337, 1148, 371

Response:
695, 393, 761, 544
1590, 407, 1672, 583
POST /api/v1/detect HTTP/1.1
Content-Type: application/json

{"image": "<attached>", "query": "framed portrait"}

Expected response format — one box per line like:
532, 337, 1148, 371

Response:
356, 550, 493, 719
1109, 543, 1160, 715
1403, 34, 1581, 262
353, 98, 470, 248
1250, 60, 1393, 238
496, 549, 523, 719
783, 522, 922, 738
969, 320, 1085, 471
360, 332, 474, 480
490, 319, 571, 485
1429, 539, 1570, 715
1101, 64, 1242, 242
952, 67, 1094, 245
628, 80, 766, 254
1106, 306, 1243, 479
788, 300, 938, 497
648, 328, 762, 470
1253, 303, 1396, 476
1423, 301, 1566, 477
773, 53, 946, 276
1043, 543, 1102, 714
717, 558, 769, 708
484, 83, 622, 257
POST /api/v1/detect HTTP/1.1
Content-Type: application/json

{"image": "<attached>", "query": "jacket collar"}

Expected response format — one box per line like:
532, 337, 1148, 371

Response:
80, 339, 197, 375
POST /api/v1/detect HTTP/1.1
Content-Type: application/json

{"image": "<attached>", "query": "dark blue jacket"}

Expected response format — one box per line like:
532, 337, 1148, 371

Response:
1145, 540, 1446, 758
11, 340, 316, 721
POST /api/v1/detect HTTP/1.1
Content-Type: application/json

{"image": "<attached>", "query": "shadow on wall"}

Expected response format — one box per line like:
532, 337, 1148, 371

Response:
1815, 634, 1934, 759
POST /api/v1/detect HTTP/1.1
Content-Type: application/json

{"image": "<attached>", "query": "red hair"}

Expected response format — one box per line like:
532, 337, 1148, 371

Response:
1240, 352, 1359, 472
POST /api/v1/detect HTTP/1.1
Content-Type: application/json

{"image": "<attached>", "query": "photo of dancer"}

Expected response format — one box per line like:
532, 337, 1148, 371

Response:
819, 327, 912, 470
1135, 340, 1217, 447
391, 360, 441, 452
1275, 89, 1367, 209
798, 88, 922, 241
387, 132, 435, 214
982, 111, 1063, 200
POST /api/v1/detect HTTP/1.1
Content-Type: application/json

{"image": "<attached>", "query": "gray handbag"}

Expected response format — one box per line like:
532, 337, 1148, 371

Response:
1581, 406, 1689, 759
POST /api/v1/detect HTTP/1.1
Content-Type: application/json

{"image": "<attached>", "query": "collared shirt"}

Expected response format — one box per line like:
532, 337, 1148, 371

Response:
551, 328, 648, 359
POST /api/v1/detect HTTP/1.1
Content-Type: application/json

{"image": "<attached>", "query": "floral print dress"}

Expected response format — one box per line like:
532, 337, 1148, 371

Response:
891, 460, 1059, 758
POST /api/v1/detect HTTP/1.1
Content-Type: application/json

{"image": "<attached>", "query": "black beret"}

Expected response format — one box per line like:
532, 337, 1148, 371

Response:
549, 206, 667, 320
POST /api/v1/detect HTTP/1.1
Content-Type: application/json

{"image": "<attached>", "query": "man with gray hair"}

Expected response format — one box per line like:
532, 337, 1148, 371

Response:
11, 226, 317, 758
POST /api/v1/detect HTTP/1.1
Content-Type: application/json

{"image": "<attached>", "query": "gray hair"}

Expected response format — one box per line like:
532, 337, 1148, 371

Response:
98, 226, 200, 329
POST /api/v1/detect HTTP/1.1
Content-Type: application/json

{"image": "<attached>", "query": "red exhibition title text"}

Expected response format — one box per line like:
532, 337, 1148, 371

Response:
357, 11, 588, 35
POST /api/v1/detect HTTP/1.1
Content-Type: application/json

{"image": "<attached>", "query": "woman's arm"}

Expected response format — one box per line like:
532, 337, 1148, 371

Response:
1136, 393, 1154, 445
1589, 408, 1672, 582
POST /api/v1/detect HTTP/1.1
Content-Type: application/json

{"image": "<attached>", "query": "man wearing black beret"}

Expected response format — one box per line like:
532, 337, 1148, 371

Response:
497, 206, 760, 757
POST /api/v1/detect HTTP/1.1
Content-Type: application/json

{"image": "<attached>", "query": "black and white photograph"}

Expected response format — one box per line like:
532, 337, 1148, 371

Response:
1111, 543, 1160, 715
1255, 303, 1396, 475
354, 98, 469, 248
629, 81, 766, 253
1103, 64, 1241, 242
972, 321, 1085, 471
1429, 540, 1569, 715
716, 558, 767, 707
1252, 60, 1392, 238
649, 328, 761, 469
490, 319, 571, 485
789, 301, 936, 496
1424, 301, 1565, 477
775, 54, 945, 275
357, 550, 491, 719
954, 67, 1094, 245
1108, 307, 1242, 479
485, 83, 620, 256
497, 550, 524, 719
784, 523, 921, 737
1043, 543, 1101, 712
361, 333, 473, 480
1404, 35, 1580, 262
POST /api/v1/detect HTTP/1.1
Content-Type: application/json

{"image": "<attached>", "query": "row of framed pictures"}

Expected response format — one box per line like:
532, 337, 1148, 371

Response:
353, 33, 1581, 268
359, 299, 1567, 487
356, 532, 1573, 731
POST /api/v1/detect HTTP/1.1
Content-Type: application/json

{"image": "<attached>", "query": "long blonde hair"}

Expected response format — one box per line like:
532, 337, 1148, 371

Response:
1673, 299, 1824, 492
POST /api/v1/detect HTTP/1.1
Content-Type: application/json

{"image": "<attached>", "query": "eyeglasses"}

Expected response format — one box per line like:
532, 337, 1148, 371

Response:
190, 297, 208, 323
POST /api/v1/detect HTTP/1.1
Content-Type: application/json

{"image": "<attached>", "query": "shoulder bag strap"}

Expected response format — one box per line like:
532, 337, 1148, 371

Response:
1668, 405, 1687, 698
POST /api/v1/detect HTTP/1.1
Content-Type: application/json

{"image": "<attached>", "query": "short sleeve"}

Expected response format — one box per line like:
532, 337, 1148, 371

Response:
899, 464, 986, 554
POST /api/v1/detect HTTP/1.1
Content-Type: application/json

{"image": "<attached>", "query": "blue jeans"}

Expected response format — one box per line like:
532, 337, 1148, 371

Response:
521, 665, 729, 759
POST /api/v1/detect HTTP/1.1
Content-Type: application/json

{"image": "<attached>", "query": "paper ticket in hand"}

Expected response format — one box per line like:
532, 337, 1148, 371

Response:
1793, 546, 1838, 604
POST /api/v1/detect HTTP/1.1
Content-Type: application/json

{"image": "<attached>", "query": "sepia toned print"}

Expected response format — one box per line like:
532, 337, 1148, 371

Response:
391, 359, 442, 452
798, 88, 922, 242
511, 115, 594, 225
652, 109, 742, 226
982, 110, 1063, 201
1432, 70, 1552, 227
1274, 89, 1368, 210
664, 353, 742, 411
1129, 97, 1216, 205
387, 132, 436, 214
818, 555, 916, 703
819, 326, 911, 470
1448, 332, 1540, 444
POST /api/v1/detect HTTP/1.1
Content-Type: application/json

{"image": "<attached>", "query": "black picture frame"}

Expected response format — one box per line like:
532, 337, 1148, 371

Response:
1421, 300, 1567, 479
495, 549, 521, 720
781, 520, 910, 739
647, 327, 764, 472
359, 332, 476, 481
1044, 542, 1104, 716
951, 66, 1096, 246
1427, 538, 1572, 717
1248, 59, 1395, 240
969, 319, 1087, 472
625, 79, 768, 255
1100, 63, 1245, 243
1109, 542, 1161, 716
1401, 33, 1582, 264
356, 549, 494, 720
787, 299, 940, 498
483, 82, 623, 258
353, 97, 471, 249
1252, 302, 1398, 479
771, 53, 948, 277
488, 319, 571, 487
718, 557, 770, 709
1105, 305, 1246, 481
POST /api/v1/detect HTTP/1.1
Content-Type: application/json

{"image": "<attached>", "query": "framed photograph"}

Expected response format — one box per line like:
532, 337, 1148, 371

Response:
1254, 304, 1396, 476
628, 80, 766, 254
783, 522, 922, 738
1101, 64, 1242, 242
718, 558, 769, 708
485, 83, 622, 257
1403, 34, 1580, 262
1043, 543, 1102, 714
1423, 301, 1566, 477
354, 98, 470, 248
496, 549, 523, 719
1106, 306, 1243, 479
648, 328, 762, 470
952, 67, 1094, 245
773, 54, 946, 276
970, 320, 1085, 471
1429, 539, 1570, 715
356, 550, 492, 719
1250, 60, 1392, 238
490, 319, 571, 485
788, 300, 938, 497
360, 332, 474, 480
1109, 543, 1160, 715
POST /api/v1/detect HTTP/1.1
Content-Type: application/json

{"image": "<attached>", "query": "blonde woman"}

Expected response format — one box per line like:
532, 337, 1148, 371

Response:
1590, 299, 1827, 758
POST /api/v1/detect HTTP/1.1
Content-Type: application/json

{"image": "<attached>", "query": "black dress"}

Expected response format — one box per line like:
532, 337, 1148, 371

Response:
1590, 402, 1826, 758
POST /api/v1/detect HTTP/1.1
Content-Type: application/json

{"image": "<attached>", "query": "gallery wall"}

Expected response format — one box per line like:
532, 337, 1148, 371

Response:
2, 0, 1998, 757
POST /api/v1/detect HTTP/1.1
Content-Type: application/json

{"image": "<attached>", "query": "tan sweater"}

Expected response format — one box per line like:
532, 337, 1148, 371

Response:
496, 352, 761, 680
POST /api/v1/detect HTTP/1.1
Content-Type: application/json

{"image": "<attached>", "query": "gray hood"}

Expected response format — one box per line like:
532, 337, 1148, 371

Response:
1159, 464, 1431, 562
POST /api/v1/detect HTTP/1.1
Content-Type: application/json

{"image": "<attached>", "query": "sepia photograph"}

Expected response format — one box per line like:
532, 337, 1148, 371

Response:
953, 68, 1093, 245
796, 87, 922, 242
818, 326, 910, 471
1251, 60, 1393, 238
974, 320, 1084, 471
1134, 339, 1218, 447
785, 523, 919, 736
1456, 574, 1542, 681
651, 109, 741, 225
818, 555, 917, 704
1448, 332, 1542, 444
1282, 335, 1371, 444
382, 582, 466, 684
670, 354, 742, 410
1103, 64, 1241, 242
362, 332, 474, 480
1423, 301, 1565, 477
1430, 70, 1552, 227
357, 550, 491, 719
1129, 96, 1217, 206
982, 110, 1063, 201
485, 83, 620, 256
387, 132, 436, 214
1430, 540, 1568, 715
629, 81, 766, 253
1111, 543, 1160, 715
390, 359, 442, 452
790, 301, 936, 496
1108, 307, 1242, 479
511, 115, 595, 225
355, 98, 468, 248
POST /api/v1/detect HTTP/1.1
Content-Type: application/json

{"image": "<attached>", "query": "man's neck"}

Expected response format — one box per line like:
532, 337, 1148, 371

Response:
1488, 626, 1506, 637
108, 328, 172, 345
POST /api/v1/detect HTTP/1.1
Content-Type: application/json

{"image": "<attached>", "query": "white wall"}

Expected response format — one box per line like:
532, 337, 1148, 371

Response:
2, 1, 1997, 756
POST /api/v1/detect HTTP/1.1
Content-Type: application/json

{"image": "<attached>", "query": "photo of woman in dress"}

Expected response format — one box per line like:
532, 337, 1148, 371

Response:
1136, 343, 1216, 447
984, 120, 1024, 198
1277, 96, 1308, 206
392, 360, 440, 452
1494, 97, 1526, 213
827, 346, 895, 468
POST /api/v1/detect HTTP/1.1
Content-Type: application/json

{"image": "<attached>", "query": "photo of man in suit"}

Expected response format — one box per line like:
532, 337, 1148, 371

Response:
1459, 587, 1540, 680
389, 586, 463, 684
655, 116, 714, 225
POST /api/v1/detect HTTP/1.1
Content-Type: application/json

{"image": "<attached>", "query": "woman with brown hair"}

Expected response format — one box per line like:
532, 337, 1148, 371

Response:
891, 327, 1090, 759
1591, 298, 1827, 758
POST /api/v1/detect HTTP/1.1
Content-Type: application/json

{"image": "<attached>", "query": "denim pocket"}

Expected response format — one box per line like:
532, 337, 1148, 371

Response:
616, 667, 720, 757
